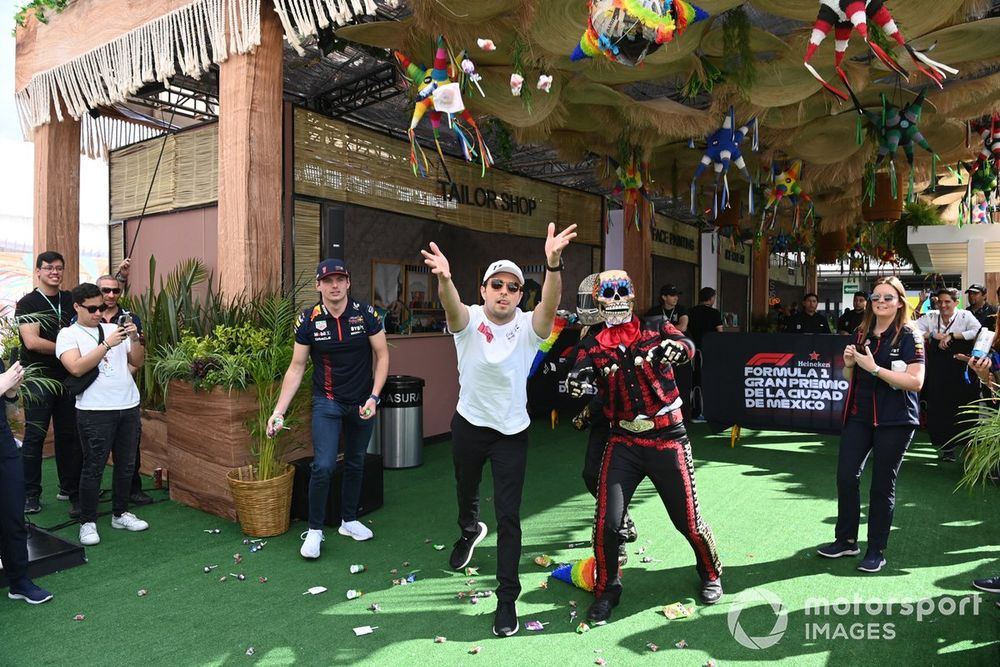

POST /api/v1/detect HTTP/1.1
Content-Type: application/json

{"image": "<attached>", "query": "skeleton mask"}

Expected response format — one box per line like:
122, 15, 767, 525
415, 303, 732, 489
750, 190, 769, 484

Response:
576, 273, 601, 326
595, 270, 634, 326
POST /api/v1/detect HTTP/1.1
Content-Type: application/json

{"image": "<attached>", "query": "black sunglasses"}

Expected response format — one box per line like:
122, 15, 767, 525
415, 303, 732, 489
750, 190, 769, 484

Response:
100, 287, 122, 295
488, 279, 521, 293
79, 303, 110, 314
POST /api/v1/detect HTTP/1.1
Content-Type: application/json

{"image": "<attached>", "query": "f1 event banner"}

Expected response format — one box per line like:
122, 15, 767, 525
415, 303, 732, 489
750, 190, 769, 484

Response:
700, 333, 851, 434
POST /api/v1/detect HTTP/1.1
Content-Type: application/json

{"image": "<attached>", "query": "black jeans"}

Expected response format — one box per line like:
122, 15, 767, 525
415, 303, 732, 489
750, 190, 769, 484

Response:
594, 431, 722, 600
835, 419, 915, 552
77, 407, 141, 523
452, 412, 529, 603
21, 383, 80, 502
0, 420, 29, 583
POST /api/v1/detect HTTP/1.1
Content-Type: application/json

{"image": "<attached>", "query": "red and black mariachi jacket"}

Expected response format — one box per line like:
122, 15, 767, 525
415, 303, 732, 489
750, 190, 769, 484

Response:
572, 316, 694, 430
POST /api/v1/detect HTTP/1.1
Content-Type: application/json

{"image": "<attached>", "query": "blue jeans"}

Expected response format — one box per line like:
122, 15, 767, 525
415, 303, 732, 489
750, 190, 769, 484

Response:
77, 407, 140, 523
309, 397, 374, 529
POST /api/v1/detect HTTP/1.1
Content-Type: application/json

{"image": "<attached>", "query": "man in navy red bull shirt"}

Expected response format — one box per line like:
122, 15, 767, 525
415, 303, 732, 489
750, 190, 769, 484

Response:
268, 259, 390, 560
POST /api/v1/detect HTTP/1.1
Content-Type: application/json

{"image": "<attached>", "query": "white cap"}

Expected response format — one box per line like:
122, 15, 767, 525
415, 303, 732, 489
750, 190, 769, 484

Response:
482, 260, 524, 285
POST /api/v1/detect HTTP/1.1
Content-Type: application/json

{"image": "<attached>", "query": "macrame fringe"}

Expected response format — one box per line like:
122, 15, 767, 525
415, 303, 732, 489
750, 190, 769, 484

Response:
273, 0, 379, 56
16, 0, 261, 134
80, 114, 163, 161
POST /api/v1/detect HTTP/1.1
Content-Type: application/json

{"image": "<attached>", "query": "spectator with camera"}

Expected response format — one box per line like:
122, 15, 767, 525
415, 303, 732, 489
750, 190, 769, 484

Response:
1, 359, 54, 604
14, 251, 81, 517
56, 283, 148, 546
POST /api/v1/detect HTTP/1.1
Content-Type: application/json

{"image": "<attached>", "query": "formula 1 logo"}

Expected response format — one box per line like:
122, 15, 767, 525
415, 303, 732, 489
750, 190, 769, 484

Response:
745, 353, 794, 366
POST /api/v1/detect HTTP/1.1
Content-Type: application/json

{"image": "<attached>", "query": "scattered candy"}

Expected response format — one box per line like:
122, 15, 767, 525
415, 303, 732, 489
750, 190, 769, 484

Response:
595, 658, 606, 665
662, 603, 694, 620
353, 625, 377, 636
137, 589, 147, 597
570, 610, 578, 623
433, 544, 445, 551
219, 576, 227, 582
346, 589, 364, 600
229, 573, 246, 581
390, 569, 398, 575
569, 600, 578, 608
465, 567, 479, 576
539, 580, 548, 590
457, 592, 466, 599
245, 647, 255, 657
465, 579, 476, 586
533, 555, 553, 567
675, 640, 688, 649
640, 557, 655, 563
576, 622, 590, 634
424, 538, 432, 543
477, 38, 496, 51
525, 620, 547, 631
434, 636, 447, 643
637, 546, 646, 554
350, 564, 367, 574
258, 577, 268, 584
468, 646, 482, 655
402, 561, 411, 567
368, 603, 382, 613
233, 554, 242, 565
568, 542, 588, 549
646, 642, 659, 652
470, 597, 479, 605
203, 565, 217, 573
203, 528, 220, 534
705, 660, 717, 667
303, 586, 327, 596
73, 614, 85, 621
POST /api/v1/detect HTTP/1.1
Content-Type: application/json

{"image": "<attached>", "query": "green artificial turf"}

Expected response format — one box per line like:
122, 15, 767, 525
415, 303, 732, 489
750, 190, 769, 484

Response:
2, 422, 998, 666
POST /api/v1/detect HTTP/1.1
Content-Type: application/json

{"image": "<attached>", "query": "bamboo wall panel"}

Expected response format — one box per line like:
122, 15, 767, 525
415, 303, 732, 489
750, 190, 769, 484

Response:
293, 200, 321, 310
293, 109, 602, 246
109, 222, 125, 273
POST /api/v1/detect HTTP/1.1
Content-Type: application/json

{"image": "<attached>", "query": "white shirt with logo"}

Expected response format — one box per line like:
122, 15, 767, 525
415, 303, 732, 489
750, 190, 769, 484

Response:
453, 305, 544, 435
56, 323, 140, 410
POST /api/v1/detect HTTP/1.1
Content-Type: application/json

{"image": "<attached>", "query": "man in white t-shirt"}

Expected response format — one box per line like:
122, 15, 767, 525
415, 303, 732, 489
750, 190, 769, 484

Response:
421, 222, 577, 638
56, 283, 149, 547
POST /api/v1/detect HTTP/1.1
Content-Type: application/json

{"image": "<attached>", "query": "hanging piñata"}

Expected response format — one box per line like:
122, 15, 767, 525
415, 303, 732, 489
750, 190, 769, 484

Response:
395, 36, 492, 178
762, 159, 814, 232
690, 106, 758, 219
571, 0, 709, 66
969, 112, 1000, 177
803, 0, 957, 101
852, 87, 936, 202
609, 150, 655, 230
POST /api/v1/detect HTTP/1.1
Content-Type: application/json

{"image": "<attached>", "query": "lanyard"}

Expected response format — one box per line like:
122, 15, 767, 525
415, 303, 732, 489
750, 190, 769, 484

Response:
74, 323, 101, 346
36, 289, 62, 323
938, 314, 956, 335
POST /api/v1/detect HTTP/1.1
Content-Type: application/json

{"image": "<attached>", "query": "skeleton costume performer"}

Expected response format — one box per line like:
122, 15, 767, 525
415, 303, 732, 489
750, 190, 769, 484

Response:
568, 270, 723, 623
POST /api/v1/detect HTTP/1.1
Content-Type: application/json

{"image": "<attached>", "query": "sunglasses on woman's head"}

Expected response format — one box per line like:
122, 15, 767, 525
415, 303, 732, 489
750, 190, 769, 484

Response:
100, 287, 122, 295
79, 304, 110, 313
869, 293, 897, 302
488, 279, 521, 293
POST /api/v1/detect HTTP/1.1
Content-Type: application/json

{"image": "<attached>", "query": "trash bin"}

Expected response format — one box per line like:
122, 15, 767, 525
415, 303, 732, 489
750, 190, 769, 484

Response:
380, 375, 425, 469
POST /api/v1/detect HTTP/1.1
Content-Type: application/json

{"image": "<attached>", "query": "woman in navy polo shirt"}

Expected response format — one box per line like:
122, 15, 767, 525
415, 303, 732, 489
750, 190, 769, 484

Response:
268, 259, 390, 560
817, 276, 925, 573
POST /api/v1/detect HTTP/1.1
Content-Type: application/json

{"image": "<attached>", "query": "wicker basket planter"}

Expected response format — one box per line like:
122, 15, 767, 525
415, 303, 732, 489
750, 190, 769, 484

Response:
227, 464, 295, 537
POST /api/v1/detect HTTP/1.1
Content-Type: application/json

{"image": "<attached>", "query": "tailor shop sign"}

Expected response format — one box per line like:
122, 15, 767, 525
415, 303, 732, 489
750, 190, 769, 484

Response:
438, 180, 537, 216
650, 215, 698, 263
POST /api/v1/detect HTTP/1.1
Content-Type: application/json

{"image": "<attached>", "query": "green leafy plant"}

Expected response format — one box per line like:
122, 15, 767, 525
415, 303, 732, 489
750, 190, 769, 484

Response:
953, 396, 1000, 489
721, 6, 756, 97
12, 0, 68, 34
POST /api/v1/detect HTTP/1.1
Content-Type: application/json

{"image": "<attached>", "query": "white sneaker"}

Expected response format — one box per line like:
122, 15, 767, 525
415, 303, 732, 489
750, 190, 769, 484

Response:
339, 520, 374, 541
55, 491, 70, 501
79, 522, 100, 546
111, 512, 149, 532
300, 529, 324, 558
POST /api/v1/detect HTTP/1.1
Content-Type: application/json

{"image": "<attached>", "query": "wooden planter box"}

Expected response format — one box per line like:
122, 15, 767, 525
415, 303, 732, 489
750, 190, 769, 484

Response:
164, 380, 312, 520
139, 409, 169, 476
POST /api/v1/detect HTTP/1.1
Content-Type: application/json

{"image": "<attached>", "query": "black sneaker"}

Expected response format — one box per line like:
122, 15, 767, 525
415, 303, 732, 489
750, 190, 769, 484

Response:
130, 491, 154, 506
817, 540, 860, 558
449, 521, 487, 570
972, 575, 1000, 593
492, 600, 518, 637
68, 501, 81, 520
586, 595, 619, 625
941, 450, 957, 463
24, 496, 40, 514
700, 578, 723, 604
622, 512, 638, 543
857, 550, 886, 573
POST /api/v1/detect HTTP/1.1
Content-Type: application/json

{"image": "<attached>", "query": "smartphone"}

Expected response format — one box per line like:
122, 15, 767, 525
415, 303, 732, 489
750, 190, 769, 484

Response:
116, 311, 132, 328
854, 343, 867, 354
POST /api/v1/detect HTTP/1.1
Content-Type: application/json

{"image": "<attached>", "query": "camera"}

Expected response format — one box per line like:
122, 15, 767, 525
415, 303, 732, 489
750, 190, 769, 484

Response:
116, 310, 133, 328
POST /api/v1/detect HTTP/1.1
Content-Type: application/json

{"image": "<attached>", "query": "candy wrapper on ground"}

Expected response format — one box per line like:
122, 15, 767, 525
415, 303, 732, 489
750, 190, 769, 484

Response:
663, 602, 694, 619
551, 557, 597, 592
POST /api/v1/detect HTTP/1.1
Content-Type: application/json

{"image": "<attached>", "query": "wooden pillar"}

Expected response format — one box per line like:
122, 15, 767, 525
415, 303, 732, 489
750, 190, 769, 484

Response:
33, 116, 81, 286
751, 236, 770, 324
217, 4, 283, 298
623, 224, 653, 316
805, 258, 818, 295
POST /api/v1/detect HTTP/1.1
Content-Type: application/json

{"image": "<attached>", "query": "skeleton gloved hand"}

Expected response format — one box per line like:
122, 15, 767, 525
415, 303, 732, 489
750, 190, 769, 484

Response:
647, 339, 690, 366
572, 404, 592, 431
567, 367, 596, 399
